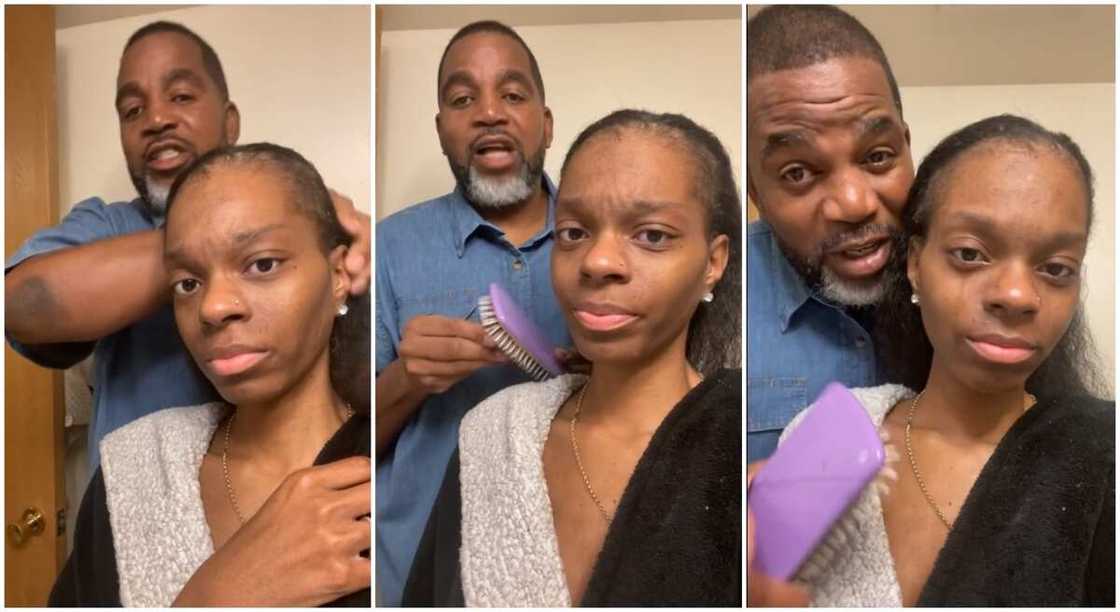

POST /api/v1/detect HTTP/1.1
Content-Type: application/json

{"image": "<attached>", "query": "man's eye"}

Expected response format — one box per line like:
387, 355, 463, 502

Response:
121, 106, 142, 120
556, 227, 587, 242
450, 95, 473, 107
865, 149, 895, 167
171, 93, 194, 103
173, 278, 200, 296
503, 92, 525, 103
779, 165, 813, 186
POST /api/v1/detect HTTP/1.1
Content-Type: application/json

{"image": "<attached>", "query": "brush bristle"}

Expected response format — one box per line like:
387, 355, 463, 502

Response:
478, 295, 550, 381
795, 424, 900, 583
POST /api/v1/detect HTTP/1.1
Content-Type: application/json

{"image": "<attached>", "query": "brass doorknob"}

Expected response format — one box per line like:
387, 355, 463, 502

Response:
7, 508, 44, 546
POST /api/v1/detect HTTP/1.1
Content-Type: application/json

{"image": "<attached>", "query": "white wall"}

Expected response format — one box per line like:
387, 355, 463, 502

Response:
901, 83, 1116, 390
377, 16, 741, 219
55, 5, 371, 214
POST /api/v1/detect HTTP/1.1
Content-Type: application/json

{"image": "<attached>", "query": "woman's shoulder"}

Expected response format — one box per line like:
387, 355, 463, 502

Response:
100, 402, 226, 474
780, 383, 913, 442
461, 374, 585, 435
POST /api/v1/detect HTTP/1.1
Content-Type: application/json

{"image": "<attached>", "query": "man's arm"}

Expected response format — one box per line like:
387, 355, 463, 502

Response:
6, 229, 168, 345
375, 316, 506, 459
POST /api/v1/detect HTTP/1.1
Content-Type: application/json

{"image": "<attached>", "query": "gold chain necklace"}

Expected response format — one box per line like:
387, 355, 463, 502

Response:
905, 390, 1035, 530
570, 383, 612, 523
222, 404, 355, 524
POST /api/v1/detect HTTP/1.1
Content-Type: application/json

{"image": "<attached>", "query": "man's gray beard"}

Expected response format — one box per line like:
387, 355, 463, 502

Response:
466, 163, 533, 209
144, 176, 170, 216
777, 239, 891, 308
130, 171, 170, 219
451, 146, 545, 210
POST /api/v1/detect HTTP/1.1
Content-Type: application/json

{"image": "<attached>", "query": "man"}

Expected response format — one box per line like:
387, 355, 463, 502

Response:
375, 21, 570, 605
4, 21, 370, 471
746, 5, 915, 464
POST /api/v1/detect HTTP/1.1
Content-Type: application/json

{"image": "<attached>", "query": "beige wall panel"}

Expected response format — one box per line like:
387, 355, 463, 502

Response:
55, 5, 371, 216
378, 17, 741, 219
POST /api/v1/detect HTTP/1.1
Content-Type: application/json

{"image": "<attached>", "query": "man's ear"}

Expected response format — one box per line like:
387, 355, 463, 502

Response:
543, 105, 554, 150
223, 101, 241, 145
904, 121, 912, 147
435, 112, 449, 156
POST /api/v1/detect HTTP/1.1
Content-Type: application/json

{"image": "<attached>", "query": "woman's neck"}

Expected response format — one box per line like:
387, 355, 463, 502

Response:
227, 359, 348, 474
578, 340, 702, 434
915, 358, 1032, 444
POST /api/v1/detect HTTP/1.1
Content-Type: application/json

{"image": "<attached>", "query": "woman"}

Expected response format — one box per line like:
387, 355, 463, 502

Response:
50, 143, 371, 606
783, 115, 1113, 606
403, 110, 743, 606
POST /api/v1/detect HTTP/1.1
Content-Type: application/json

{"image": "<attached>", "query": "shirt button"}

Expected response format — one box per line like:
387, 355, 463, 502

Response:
512, 259, 524, 271
855, 336, 867, 348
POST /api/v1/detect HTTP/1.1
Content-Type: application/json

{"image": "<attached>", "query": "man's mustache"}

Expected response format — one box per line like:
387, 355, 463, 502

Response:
815, 223, 900, 258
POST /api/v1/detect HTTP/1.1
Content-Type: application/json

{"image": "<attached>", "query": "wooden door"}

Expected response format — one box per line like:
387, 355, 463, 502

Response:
5, 5, 67, 606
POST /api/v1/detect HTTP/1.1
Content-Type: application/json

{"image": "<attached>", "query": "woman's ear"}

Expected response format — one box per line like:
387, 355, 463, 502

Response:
907, 236, 923, 295
704, 234, 731, 293
329, 244, 352, 306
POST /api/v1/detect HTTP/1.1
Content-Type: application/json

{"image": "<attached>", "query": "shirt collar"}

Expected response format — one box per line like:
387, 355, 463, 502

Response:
763, 221, 815, 332
448, 173, 557, 257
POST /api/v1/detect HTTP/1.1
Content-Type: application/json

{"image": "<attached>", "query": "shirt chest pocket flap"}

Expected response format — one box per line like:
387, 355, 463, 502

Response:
747, 377, 807, 433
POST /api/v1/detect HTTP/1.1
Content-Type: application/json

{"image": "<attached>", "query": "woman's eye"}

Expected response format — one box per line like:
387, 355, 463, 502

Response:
951, 247, 986, 264
248, 258, 281, 275
1040, 262, 1076, 279
556, 227, 587, 242
172, 278, 200, 296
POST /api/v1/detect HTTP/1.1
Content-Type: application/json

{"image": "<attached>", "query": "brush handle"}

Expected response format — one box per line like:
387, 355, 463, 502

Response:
747, 382, 884, 580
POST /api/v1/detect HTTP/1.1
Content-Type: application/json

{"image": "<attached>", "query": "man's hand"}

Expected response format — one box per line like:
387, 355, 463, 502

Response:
747, 461, 810, 607
329, 190, 371, 295
174, 457, 372, 606
398, 315, 507, 395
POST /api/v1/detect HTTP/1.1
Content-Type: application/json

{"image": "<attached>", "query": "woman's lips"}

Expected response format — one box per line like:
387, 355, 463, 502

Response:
823, 239, 891, 280
208, 351, 268, 377
573, 310, 638, 332
966, 338, 1037, 364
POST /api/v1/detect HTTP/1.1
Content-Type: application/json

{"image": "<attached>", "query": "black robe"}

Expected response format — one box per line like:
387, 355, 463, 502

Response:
918, 394, 1114, 606
49, 411, 371, 607
403, 368, 743, 606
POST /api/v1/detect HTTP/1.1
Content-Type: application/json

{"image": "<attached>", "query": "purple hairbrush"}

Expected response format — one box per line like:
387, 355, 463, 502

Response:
478, 283, 563, 381
748, 382, 897, 581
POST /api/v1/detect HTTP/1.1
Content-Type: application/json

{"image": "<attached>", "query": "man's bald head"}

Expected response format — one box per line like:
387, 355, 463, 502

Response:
747, 5, 903, 117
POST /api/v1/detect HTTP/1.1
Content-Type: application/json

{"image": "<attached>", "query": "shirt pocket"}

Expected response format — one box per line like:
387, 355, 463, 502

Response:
396, 288, 484, 329
747, 376, 807, 434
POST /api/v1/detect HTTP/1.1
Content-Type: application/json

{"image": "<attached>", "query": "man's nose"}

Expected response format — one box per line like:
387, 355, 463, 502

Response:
821, 166, 879, 226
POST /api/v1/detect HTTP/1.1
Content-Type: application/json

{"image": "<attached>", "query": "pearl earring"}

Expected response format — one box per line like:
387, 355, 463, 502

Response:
337, 303, 349, 317
910, 293, 920, 305
702, 291, 714, 303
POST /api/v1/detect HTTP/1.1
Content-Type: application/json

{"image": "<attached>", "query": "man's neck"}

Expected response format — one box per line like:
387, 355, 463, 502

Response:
474, 185, 549, 247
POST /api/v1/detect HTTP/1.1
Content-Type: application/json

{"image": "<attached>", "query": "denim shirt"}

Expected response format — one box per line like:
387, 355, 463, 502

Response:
5, 197, 219, 471
375, 178, 571, 606
746, 221, 879, 463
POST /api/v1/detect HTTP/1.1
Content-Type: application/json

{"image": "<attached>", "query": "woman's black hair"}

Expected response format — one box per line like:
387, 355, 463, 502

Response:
874, 114, 1105, 401
560, 110, 743, 377
166, 142, 371, 413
